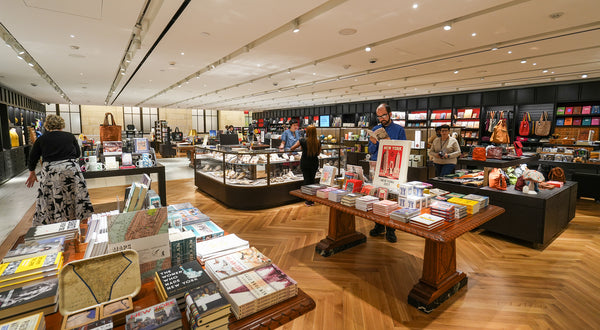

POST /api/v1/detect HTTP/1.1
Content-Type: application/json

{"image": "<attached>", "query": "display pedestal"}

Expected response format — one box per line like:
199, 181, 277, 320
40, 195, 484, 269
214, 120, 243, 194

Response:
290, 189, 504, 313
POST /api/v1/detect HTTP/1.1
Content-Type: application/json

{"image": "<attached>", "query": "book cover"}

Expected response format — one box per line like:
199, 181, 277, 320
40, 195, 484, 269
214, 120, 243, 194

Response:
319, 166, 337, 187
133, 183, 149, 212
254, 264, 297, 294
573, 106, 582, 115
0, 278, 58, 319
556, 107, 565, 115
0, 311, 44, 329
167, 203, 194, 212
169, 209, 210, 226
463, 109, 472, 119
71, 317, 113, 330
564, 117, 573, 126
366, 127, 389, 141
556, 118, 564, 126
196, 234, 249, 262
125, 299, 181, 330
2, 236, 65, 263
565, 107, 573, 114
24, 220, 80, 241
573, 118, 582, 126
592, 106, 600, 115
0, 253, 63, 281
582, 106, 591, 115
592, 117, 600, 126
134, 138, 151, 153
185, 282, 230, 323
205, 247, 272, 282
102, 141, 123, 156
122, 153, 133, 166
220, 272, 276, 310
155, 260, 212, 300
184, 221, 224, 242
123, 183, 140, 213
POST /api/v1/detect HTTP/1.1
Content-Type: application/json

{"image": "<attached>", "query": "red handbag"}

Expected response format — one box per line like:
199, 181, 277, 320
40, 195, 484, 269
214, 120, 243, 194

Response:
514, 141, 523, 157
519, 113, 531, 136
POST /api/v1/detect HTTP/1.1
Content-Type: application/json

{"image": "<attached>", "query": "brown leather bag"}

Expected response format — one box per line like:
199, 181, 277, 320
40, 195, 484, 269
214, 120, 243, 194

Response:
100, 113, 122, 142
535, 111, 551, 136
472, 147, 486, 161
548, 167, 566, 183
491, 119, 510, 144
486, 146, 503, 160
488, 168, 507, 190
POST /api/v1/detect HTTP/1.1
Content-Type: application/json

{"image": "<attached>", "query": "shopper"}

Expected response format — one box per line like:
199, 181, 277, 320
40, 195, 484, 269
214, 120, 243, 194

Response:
291, 125, 321, 206
367, 103, 406, 243
25, 115, 94, 226
227, 125, 235, 134
428, 124, 461, 177
279, 119, 301, 150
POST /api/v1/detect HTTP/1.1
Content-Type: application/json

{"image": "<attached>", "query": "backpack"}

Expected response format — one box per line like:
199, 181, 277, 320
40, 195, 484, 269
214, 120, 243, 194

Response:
548, 167, 566, 183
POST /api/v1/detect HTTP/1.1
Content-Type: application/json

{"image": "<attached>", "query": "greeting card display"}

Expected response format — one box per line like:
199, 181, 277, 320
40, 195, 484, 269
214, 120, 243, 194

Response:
373, 140, 412, 192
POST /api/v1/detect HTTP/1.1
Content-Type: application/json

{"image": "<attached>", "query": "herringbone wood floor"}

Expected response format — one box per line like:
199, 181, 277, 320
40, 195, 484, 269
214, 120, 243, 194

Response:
86, 179, 600, 329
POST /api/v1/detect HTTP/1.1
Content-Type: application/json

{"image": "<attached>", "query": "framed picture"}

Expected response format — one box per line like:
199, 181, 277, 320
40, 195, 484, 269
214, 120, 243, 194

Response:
373, 139, 412, 192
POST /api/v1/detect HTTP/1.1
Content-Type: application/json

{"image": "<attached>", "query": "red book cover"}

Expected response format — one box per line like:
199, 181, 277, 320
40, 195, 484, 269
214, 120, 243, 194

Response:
565, 107, 573, 114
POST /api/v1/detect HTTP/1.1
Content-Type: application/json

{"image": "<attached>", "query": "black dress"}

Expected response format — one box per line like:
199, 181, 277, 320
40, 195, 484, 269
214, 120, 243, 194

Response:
299, 138, 319, 185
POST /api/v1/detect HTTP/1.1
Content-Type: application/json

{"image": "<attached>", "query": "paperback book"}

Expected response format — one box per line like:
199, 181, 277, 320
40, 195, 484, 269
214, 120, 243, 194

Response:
184, 221, 225, 242
154, 260, 212, 304
125, 299, 181, 330
24, 220, 80, 242
0, 253, 63, 282
0, 278, 58, 320
2, 236, 65, 263
205, 247, 272, 282
196, 234, 249, 263
0, 311, 44, 330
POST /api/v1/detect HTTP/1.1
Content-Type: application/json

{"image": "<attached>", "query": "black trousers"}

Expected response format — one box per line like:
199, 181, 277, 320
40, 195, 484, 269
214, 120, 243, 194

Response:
302, 166, 318, 185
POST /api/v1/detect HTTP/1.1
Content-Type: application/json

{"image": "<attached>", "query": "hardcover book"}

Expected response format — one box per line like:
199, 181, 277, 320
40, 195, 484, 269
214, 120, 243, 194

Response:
319, 166, 337, 187
2, 236, 65, 263
0, 311, 44, 330
196, 234, 249, 263
125, 299, 181, 330
0, 278, 58, 320
155, 260, 212, 301
185, 282, 231, 327
0, 253, 63, 282
205, 247, 272, 282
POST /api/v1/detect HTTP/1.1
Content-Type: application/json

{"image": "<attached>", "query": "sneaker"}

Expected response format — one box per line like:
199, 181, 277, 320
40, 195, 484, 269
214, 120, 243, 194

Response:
369, 223, 385, 237
385, 229, 397, 243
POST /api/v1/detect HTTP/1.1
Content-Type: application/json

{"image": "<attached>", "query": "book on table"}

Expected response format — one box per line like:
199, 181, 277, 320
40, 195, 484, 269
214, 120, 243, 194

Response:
185, 282, 231, 328
183, 221, 224, 242
0, 278, 58, 320
2, 236, 65, 263
0, 253, 63, 282
205, 247, 272, 282
196, 234, 249, 264
71, 317, 113, 330
154, 260, 212, 308
24, 220, 80, 242
0, 311, 44, 330
125, 299, 181, 330
168, 229, 196, 267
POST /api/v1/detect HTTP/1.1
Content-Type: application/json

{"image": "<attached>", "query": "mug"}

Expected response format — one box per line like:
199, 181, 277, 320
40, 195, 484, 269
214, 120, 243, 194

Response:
87, 162, 106, 171
88, 156, 97, 164
136, 159, 156, 168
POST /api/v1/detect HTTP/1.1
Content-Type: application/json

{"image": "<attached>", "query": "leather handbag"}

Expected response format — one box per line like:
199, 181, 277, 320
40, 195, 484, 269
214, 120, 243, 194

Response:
99, 112, 122, 142
472, 147, 486, 161
535, 111, 551, 136
486, 146, 503, 160
488, 168, 507, 190
519, 112, 531, 136
548, 167, 566, 183
491, 118, 510, 144
514, 141, 523, 157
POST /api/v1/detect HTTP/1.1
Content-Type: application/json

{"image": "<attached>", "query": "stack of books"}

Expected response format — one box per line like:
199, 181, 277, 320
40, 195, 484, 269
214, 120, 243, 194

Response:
372, 200, 399, 217
184, 221, 225, 242
340, 193, 362, 207
168, 203, 211, 227
428, 188, 449, 197
155, 260, 212, 310
219, 264, 297, 320
24, 220, 80, 242
0, 253, 63, 291
125, 299, 182, 330
462, 194, 489, 208
196, 234, 249, 264
205, 247, 272, 282
168, 229, 197, 267
445, 192, 465, 199
0, 312, 45, 330
430, 201, 456, 221
447, 197, 480, 214
453, 204, 468, 219
328, 189, 348, 202
2, 236, 65, 264
409, 214, 446, 230
300, 184, 325, 195
185, 282, 231, 329
355, 196, 380, 211
0, 278, 59, 321
390, 208, 420, 223
316, 187, 337, 199
84, 214, 109, 259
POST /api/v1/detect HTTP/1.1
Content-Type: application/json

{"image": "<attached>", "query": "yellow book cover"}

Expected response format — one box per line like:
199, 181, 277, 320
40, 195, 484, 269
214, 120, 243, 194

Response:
0, 252, 63, 281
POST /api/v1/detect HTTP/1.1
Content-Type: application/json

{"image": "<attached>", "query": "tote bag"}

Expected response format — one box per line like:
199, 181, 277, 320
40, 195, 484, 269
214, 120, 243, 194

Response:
100, 112, 122, 142
519, 112, 531, 136
535, 111, 551, 136
491, 119, 510, 144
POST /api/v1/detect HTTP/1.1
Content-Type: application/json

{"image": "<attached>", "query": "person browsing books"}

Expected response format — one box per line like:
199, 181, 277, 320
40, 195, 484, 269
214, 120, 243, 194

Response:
279, 119, 301, 150
428, 124, 461, 177
290, 125, 321, 206
367, 103, 406, 243
25, 114, 94, 226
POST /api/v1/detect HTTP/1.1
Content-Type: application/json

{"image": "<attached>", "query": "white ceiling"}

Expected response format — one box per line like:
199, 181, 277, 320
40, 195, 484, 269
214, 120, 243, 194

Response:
1, 0, 599, 112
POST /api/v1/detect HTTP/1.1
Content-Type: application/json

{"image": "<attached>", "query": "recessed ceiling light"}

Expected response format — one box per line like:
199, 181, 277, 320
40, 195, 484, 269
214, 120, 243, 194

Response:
581, 74, 588, 78
28, 63, 34, 67
443, 23, 452, 31
365, 46, 371, 52
256, 64, 261, 67
508, 50, 512, 54
338, 28, 357, 36
454, 70, 459, 74
16, 55, 23, 60
70, 34, 75, 38
293, 27, 300, 33
533, 63, 537, 66
18, 51, 24, 55
520, 59, 527, 64
471, 33, 477, 37
180, 52, 184, 55
312, 72, 316, 75
551, 71, 555, 74
542, 69, 548, 73
5, 44, 11, 48
412, 3, 418, 9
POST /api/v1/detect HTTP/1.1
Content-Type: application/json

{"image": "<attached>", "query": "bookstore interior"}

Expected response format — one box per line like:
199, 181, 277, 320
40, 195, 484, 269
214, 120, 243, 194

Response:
1, 1, 600, 328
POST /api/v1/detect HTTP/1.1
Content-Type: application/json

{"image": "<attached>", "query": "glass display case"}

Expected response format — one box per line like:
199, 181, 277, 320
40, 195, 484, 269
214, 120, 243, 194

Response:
194, 145, 341, 209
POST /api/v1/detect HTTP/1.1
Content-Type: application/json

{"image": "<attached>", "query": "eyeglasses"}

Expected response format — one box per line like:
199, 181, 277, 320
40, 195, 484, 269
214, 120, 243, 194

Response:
376, 113, 389, 119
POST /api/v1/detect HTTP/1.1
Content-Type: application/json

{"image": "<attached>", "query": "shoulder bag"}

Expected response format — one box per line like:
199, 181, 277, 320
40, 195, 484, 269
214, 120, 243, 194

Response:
99, 112, 122, 142
488, 168, 507, 190
535, 111, 551, 136
171, 127, 183, 141
486, 146, 503, 160
513, 141, 523, 157
519, 112, 531, 136
491, 118, 510, 144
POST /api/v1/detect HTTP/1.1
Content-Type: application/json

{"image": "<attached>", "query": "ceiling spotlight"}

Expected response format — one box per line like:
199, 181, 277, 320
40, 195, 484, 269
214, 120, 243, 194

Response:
18, 51, 24, 55
454, 70, 459, 74
365, 46, 372, 52
533, 62, 537, 66
16, 55, 23, 60
508, 50, 512, 54
542, 69, 548, 73
70, 34, 75, 38
5, 44, 12, 48
581, 74, 588, 78
520, 59, 527, 64
412, 3, 418, 9
28, 63, 34, 67
312, 72, 316, 75
443, 23, 452, 31
180, 52, 184, 55
491, 47, 498, 51
471, 32, 477, 37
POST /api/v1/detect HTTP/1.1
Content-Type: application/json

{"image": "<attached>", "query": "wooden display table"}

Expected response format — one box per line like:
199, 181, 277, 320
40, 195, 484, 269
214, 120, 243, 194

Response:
40, 243, 315, 330
83, 164, 167, 206
290, 189, 505, 313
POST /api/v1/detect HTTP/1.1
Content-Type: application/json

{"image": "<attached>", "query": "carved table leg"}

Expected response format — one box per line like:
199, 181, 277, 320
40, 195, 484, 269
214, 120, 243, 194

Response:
408, 239, 467, 313
315, 207, 366, 257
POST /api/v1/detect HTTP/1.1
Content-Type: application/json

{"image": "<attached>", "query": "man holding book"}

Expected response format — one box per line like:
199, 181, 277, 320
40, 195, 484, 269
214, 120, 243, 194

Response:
367, 103, 406, 243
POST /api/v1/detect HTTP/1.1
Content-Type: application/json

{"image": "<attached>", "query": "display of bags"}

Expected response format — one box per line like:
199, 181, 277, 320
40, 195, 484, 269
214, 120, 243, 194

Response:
548, 167, 566, 183
100, 112, 122, 142
519, 112, 531, 136
491, 118, 510, 144
486, 146, 503, 160
472, 147, 486, 161
171, 127, 183, 141
535, 111, 551, 136
488, 168, 507, 190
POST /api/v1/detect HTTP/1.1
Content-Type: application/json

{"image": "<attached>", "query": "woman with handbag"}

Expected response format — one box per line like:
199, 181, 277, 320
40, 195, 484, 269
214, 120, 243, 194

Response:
428, 124, 461, 176
25, 115, 94, 226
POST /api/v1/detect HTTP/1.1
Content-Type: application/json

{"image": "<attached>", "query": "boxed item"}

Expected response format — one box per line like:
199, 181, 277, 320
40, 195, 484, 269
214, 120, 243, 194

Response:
59, 250, 140, 329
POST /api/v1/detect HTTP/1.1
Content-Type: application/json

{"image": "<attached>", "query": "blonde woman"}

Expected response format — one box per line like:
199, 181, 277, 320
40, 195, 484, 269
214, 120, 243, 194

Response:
26, 115, 94, 225
291, 125, 321, 206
